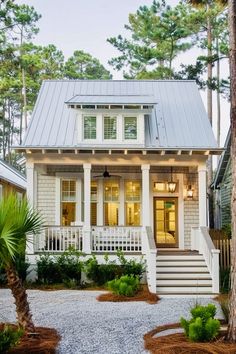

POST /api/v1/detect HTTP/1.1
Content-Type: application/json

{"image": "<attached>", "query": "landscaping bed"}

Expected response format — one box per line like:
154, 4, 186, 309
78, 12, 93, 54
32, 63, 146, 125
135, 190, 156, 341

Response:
144, 322, 236, 354
97, 285, 159, 304
0, 324, 60, 354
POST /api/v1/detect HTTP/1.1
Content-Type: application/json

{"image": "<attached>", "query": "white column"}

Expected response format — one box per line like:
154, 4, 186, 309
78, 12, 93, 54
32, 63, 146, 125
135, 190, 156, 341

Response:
119, 179, 125, 225
198, 164, 207, 227
26, 160, 35, 255
141, 164, 150, 227
97, 179, 103, 226
83, 163, 92, 253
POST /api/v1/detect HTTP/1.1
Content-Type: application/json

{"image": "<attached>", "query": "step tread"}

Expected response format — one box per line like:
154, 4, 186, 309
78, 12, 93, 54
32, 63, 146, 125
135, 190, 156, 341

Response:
156, 284, 212, 288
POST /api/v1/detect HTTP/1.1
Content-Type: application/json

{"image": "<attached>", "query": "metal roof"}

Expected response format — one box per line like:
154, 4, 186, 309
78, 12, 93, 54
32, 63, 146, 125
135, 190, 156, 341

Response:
66, 94, 156, 105
0, 160, 26, 190
20, 80, 218, 149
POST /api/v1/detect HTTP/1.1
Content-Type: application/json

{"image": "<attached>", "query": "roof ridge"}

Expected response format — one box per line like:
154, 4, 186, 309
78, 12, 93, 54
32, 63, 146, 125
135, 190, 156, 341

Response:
42, 79, 196, 83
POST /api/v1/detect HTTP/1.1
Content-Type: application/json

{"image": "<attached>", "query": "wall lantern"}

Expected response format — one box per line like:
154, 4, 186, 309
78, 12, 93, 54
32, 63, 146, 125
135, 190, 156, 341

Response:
187, 185, 194, 199
167, 167, 177, 193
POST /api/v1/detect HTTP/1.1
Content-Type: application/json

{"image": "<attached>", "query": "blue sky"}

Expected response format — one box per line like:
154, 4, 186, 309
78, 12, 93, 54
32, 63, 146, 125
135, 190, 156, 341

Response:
17, 0, 230, 146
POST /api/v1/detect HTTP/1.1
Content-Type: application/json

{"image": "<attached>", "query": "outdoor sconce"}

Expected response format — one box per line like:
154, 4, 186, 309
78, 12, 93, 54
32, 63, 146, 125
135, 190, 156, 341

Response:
167, 167, 176, 193
187, 185, 194, 199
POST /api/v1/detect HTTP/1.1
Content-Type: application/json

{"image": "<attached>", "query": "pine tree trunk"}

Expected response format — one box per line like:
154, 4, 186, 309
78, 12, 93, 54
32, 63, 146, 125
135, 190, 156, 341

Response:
227, 0, 236, 342
5, 265, 35, 333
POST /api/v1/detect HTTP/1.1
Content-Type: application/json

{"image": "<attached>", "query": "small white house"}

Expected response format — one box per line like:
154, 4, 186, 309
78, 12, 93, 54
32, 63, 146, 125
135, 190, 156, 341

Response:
16, 80, 221, 296
0, 159, 26, 200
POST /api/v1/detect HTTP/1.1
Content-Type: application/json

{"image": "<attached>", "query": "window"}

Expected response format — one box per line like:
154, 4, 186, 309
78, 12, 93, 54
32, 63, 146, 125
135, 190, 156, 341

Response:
124, 117, 137, 140
104, 181, 119, 225
91, 181, 97, 226
61, 180, 76, 226
125, 181, 141, 226
104, 116, 117, 140
84, 116, 96, 139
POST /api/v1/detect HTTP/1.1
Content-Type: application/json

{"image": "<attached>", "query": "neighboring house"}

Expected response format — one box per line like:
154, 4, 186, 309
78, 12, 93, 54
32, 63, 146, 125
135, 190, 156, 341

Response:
0, 159, 26, 200
212, 129, 231, 229
16, 80, 222, 296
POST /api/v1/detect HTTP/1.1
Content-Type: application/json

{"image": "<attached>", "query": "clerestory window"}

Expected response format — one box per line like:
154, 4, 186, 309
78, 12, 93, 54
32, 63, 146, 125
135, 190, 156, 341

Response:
104, 116, 117, 140
84, 116, 96, 139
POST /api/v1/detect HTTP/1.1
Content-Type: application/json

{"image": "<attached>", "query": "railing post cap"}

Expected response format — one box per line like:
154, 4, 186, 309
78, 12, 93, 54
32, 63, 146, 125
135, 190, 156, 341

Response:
211, 249, 220, 254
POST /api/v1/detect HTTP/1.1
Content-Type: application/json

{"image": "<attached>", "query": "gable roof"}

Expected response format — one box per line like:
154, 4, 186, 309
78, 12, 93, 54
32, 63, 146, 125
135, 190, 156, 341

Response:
20, 80, 218, 150
0, 160, 26, 190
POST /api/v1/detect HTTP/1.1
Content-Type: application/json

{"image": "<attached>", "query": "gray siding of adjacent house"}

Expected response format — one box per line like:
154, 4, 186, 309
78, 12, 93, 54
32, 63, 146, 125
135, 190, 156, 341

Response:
220, 158, 232, 227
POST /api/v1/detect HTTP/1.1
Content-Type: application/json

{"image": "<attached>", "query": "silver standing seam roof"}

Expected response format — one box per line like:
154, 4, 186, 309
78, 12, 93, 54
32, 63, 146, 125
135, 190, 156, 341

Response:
20, 80, 218, 150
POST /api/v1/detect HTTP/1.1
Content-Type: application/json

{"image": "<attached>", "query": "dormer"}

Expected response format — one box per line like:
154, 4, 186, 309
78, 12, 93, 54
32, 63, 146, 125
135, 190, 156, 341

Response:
65, 94, 156, 146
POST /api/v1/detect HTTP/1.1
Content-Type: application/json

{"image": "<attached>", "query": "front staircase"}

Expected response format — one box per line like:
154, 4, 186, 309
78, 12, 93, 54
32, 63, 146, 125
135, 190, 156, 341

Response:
156, 250, 216, 297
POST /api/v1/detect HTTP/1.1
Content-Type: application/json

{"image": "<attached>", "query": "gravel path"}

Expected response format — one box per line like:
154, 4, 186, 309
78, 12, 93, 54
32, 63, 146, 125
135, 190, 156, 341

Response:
0, 290, 223, 354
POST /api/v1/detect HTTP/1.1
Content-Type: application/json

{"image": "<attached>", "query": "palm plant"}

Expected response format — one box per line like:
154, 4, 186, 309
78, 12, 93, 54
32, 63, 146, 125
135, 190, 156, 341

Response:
0, 194, 42, 332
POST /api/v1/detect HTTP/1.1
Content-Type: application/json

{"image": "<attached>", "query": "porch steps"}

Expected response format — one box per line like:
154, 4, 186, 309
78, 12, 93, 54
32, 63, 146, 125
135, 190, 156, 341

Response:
156, 251, 214, 297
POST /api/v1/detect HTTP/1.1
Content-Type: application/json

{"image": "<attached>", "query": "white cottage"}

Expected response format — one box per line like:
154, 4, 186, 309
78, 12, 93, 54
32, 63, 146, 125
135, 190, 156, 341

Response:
16, 80, 222, 296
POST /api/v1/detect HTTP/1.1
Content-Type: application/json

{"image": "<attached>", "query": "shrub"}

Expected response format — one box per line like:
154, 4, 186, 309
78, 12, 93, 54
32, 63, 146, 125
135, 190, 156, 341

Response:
0, 325, 23, 353
108, 275, 140, 297
0, 256, 30, 285
85, 255, 121, 286
36, 254, 61, 284
180, 304, 220, 342
117, 250, 145, 280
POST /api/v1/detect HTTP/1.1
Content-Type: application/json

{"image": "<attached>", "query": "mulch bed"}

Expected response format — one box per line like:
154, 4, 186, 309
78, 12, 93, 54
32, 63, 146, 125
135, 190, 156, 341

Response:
144, 322, 236, 354
97, 286, 159, 304
0, 324, 60, 354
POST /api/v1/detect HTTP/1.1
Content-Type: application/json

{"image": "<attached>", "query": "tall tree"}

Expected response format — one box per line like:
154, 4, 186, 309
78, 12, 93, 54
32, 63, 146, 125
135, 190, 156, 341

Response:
0, 195, 42, 332
227, 0, 236, 341
108, 1, 195, 79
64, 50, 111, 80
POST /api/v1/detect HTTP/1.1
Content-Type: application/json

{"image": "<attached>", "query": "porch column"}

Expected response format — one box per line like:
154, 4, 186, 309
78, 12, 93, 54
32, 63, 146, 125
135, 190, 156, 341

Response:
26, 160, 36, 255
198, 164, 207, 227
141, 164, 150, 226
83, 163, 92, 253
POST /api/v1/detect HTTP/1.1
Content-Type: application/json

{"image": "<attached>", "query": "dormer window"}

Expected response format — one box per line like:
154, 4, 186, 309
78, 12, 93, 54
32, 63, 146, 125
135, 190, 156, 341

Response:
84, 116, 96, 139
104, 116, 117, 140
124, 117, 137, 140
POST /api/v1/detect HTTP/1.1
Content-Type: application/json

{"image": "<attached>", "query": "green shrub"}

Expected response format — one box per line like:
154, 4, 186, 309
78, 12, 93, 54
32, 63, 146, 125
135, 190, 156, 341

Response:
0, 256, 30, 285
0, 325, 23, 353
85, 255, 121, 285
180, 304, 220, 342
36, 248, 83, 286
117, 250, 145, 280
108, 275, 140, 297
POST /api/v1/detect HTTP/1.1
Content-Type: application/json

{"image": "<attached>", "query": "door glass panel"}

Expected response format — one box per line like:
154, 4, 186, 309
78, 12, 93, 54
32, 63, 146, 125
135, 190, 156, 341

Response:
154, 198, 177, 246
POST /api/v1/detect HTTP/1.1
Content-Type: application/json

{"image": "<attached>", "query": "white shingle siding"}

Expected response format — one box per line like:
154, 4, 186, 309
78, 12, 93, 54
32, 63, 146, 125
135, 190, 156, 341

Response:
184, 200, 199, 249
37, 174, 56, 224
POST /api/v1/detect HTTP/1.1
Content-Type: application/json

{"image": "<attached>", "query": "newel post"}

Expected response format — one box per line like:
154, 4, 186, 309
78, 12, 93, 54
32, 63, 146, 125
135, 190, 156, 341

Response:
212, 249, 220, 293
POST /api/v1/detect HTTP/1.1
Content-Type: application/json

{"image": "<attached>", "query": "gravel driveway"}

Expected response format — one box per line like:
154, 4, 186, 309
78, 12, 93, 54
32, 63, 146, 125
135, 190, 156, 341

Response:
0, 290, 223, 354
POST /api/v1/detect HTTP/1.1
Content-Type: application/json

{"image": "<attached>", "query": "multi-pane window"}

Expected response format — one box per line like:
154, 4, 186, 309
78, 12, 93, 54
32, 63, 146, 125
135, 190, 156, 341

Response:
61, 180, 76, 226
104, 181, 119, 225
104, 116, 117, 140
91, 181, 97, 226
124, 117, 137, 140
84, 116, 96, 139
125, 181, 141, 226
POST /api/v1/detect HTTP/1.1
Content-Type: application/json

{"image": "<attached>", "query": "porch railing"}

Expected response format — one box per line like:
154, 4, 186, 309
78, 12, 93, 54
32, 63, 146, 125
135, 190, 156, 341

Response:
34, 226, 83, 253
142, 226, 157, 293
92, 226, 142, 253
191, 226, 220, 293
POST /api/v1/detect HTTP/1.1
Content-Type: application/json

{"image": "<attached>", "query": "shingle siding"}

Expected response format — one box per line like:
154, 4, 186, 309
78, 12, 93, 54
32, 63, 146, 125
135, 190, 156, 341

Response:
220, 158, 232, 227
184, 200, 199, 249
37, 173, 55, 224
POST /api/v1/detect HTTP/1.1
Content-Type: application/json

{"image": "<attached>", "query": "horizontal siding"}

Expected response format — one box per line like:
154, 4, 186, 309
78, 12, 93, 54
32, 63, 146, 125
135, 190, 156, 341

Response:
184, 200, 199, 249
37, 174, 55, 225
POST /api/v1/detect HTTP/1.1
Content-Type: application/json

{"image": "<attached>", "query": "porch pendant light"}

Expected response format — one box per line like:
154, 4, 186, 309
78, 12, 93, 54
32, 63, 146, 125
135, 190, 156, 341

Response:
187, 185, 194, 199
167, 167, 176, 193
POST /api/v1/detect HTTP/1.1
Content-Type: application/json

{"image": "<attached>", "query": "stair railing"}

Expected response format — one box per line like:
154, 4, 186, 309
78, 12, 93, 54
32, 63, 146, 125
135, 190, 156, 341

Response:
142, 226, 157, 293
191, 226, 220, 293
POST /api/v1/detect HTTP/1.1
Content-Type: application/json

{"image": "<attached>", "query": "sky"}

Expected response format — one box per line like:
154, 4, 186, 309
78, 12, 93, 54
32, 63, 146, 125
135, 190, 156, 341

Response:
17, 0, 230, 147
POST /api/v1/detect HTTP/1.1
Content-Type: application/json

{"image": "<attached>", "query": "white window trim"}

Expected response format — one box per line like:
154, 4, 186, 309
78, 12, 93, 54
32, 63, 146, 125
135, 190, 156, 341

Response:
103, 115, 118, 141
83, 115, 97, 141
123, 115, 138, 142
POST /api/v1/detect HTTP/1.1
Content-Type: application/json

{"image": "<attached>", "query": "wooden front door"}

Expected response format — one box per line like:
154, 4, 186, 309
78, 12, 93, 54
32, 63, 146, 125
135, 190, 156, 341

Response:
154, 197, 178, 248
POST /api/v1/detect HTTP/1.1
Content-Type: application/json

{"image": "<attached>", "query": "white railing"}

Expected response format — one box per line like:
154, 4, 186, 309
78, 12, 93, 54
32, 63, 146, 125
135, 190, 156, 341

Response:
34, 226, 83, 253
92, 226, 142, 253
142, 226, 157, 293
191, 226, 220, 293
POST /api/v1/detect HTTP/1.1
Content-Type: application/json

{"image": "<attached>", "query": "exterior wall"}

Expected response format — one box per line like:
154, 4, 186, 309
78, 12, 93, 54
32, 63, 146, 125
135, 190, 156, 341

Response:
220, 158, 232, 228
184, 200, 199, 248
37, 173, 56, 224
0, 180, 25, 199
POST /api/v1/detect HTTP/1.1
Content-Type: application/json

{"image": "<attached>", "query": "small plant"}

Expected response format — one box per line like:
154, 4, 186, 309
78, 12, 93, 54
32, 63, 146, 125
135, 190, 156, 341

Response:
36, 254, 61, 284
84, 255, 121, 285
117, 250, 145, 280
108, 275, 140, 297
0, 325, 23, 353
180, 304, 220, 342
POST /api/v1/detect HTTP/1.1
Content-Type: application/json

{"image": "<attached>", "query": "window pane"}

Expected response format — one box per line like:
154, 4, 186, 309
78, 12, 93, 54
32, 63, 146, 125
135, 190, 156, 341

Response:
104, 203, 119, 226
104, 116, 117, 140
91, 203, 97, 226
125, 181, 141, 202
125, 203, 140, 226
91, 182, 97, 202
84, 116, 96, 139
124, 117, 137, 139
104, 181, 119, 202
62, 180, 76, 201
62, 202, 76, 226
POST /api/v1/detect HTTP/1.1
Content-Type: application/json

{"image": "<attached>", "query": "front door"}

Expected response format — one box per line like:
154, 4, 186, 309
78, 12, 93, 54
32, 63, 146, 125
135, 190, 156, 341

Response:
154, 197, 178, 248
